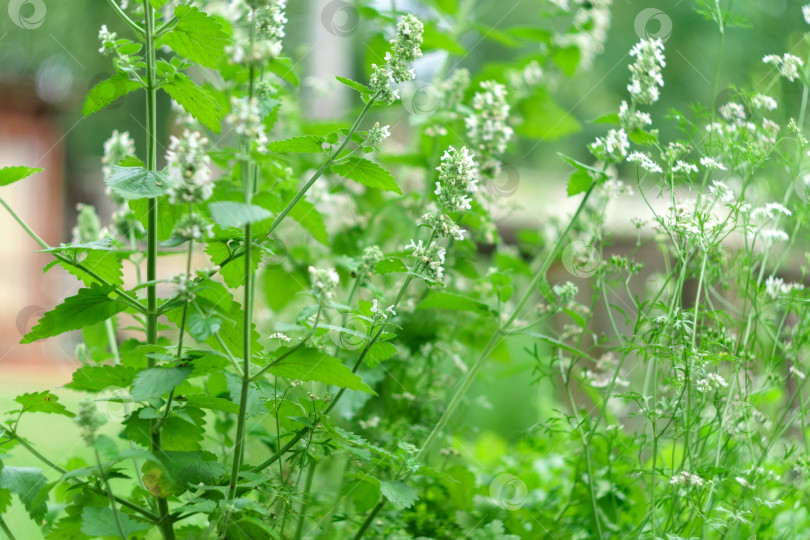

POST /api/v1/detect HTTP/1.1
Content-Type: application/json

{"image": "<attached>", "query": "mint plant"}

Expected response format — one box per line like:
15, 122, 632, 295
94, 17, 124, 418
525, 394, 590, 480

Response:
2, 1, 810, 539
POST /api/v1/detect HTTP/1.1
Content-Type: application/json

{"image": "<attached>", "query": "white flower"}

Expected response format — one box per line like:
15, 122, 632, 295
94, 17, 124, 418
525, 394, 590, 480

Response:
434, 146, 479, 211
751, 94, 778, 111
700, 156, 727, 171
670, 471, 704, 487
466, 81, 513, 174
165, 130, 213, 204
618, 100, 652, 131
225, 97, 269, 149
269, 332, 291, 342
696, 373, 728, 393
627, 38, 666, 105
98, 25, 117, 55
404, 239, 446, 281
590, 128, 629, 163
101, 130, 135, 181
765, 275, 804, 299
719, 102, 746, 122
763, 53, 804, 82
709, 180, 734, 203
672, 160, 698, 175
366, 123, 391, 147
627, 151, 663, 173
308, 266, 339, 301
804, 4, 810, 24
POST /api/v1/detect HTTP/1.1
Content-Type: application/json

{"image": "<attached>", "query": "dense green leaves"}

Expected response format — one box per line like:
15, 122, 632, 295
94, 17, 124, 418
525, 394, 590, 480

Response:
0, 166, 42, 187
266, 348, 375, 394
332, 157, 401, 194
163, 73, 223, 133
106, 166, 172, 200
21, 284, 129, 344
160, 5, 230, 69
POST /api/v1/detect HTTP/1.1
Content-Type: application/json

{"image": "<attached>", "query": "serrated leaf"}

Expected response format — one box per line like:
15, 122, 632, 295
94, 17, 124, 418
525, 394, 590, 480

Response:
106, 166, 172, 200
13, 391, 74, 417
186, 313, 222, 342
567, 168, 593, 197
365, 342, 397, 369
0, 467, 48, 522
266, 136, 325, 154
66, 365, 136, 392
62, 249, 124, 287
0, 166, 42, 187
267, 348, 375, 394
123, 407, 205, 451
21, 284, 129, 344
83, 74, 141, 116
131, 367, 192, 401
209, 201, 273, 227
164, 73, 223, 133
161, 5, 230, 69
80, 506, 151, 538
379, 480, 418, 509
335, 76, 372, 95
332, 157, 401, 194
418, 292, 492, 316
374, 257, 407, 274
184, 394, 240, 414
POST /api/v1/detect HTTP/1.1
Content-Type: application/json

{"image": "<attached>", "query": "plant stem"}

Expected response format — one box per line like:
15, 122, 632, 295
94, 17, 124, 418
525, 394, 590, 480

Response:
94, 447, 128, 540
0, 516, 17, 540
142, 2, 173, 538
105, 0, 144, 36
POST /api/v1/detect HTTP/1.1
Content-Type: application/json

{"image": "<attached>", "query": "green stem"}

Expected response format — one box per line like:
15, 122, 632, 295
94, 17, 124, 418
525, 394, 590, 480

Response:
142, 2, 173, 539
0, 516, 17, 540
105, 0, 144, 36
94, 447, 128, 540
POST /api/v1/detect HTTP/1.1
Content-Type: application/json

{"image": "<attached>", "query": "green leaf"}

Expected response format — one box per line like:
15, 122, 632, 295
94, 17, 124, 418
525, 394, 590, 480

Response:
184, 394, 240, 414
209, 201, 273, 227
0, 467, 48, 522
289, 198, 329, 245
515, 88, 580, 141
332, 157, 401, 194
268, 348, 375, 394
149, 0, 169, 8
0, 166, 42, 187
160, 5, 230, 69
80, 506, 151, 538
266, 56, 299, 86
567, 168, 593, 197
21, 284, 129, 344
144, 451, 226, 495
106, 166, 172, 201
62, 249, 124, 287
335, 76, 372, 96
374, 257, 407, 275
628, 129, 659, 146
163, 73, 223, 133
13, 391, 74, 417
422, 21, 465, 55
266, 136, 325, 154
418, 292, 492, 316
379, 480, 418, 509
129, 196, 184, 241
131, 367, 193, 401
552, 45, 581, 77
592, 113, 621, 125
186, 313, 222, 342
66, 365, 136, 392
365, 342, 397, 369
123, 407, 205, 451
83, 74, 141, 116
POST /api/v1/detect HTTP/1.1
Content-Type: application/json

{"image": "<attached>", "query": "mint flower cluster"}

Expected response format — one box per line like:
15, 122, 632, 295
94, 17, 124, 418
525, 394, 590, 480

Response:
227, 0, 288, 65
369, 14, 424, 104
165, 130, 213, 205
465, 81, 513, 176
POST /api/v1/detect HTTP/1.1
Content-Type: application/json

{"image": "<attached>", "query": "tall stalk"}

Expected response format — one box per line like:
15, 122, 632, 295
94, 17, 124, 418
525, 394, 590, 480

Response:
142, 2, 173, 539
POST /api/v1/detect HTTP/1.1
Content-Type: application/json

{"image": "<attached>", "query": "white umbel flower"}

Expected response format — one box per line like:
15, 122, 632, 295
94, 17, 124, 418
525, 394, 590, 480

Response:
763, 53, 804, 82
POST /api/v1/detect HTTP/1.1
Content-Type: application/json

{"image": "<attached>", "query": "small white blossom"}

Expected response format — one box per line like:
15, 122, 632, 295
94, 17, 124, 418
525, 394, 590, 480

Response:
225, 97, 269, 149
765, 275, 804, 299
700, 156, 727, 171
165, 130, 213, 204
269, 332, 291, 342
670, 471, 704, 487
404, 239, 446, 281
627, 151, 663, 173
672, 160, 698, 175
709, 180, 734, 203
308, 266, 339, 301
101, 130, 135, 182
434, 146, 479, 211
590, 128, 629, 163
696, 373, 728, 393
627, 38, 666, 105
763, 53, 804, 82
465, 81, 513, 174
804, 4, 810, 25
751, 94, 778, 111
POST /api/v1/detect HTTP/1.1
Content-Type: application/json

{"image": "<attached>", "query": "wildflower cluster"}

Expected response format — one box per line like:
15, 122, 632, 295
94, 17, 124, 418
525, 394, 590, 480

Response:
226, 97, 269, 149
354, 245, 383, 281
369, 14, 424, 104
309, 266, 339, 302
227, 0, 288, 65
627, 38, 666, 105
763, 53, 804, 82
165, 130, 213, 205
404, 239, 446, 281
101, 130, 134, 181
465, 81, 513, 175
